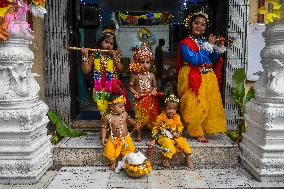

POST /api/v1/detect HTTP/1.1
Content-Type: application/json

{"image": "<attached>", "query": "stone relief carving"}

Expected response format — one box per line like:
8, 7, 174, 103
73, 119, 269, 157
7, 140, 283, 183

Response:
10, 64, 29, 97
0, 48, 34, 62
267, 59, 284, 96
0, 102, 48, 130
0, 149, 52, 175
0, 66, 39, 100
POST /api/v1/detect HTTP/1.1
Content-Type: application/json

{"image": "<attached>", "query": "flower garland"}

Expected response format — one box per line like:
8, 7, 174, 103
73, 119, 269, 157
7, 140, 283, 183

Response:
0, 0, 46, 41
117, 12, 172, 26
258, 0, 282, 24
124, 160, 152, 177
93, 53, 115, 113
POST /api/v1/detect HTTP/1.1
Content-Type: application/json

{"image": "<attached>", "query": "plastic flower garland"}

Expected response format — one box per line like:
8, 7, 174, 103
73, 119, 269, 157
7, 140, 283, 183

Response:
117, 12, 172, 26
258, 0, 282, 24
0, 0, 47, 41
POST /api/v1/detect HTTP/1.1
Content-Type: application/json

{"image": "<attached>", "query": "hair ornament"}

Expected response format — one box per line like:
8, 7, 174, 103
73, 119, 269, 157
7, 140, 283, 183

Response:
184, 7, 209, 29
165, 94, 180, 104
109, 95, 125, 105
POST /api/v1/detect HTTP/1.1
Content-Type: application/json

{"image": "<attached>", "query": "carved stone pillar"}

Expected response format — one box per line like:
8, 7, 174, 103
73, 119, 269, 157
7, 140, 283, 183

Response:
239, 4, 284, 181
0, 33, 53, 184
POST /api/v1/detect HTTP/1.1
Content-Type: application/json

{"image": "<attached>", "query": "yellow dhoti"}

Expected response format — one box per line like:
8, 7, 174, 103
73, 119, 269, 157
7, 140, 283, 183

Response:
103, 135, 135, 162
157, 136, 191, 159
177, 66, 227, 138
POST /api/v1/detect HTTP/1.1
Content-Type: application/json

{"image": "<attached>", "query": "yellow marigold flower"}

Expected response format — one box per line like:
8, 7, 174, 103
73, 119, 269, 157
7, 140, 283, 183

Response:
0, 6, 12, 18
258, 6, 267, 14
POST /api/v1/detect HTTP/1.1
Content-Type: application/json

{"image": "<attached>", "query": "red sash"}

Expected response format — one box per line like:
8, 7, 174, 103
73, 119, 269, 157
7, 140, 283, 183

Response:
176, 37, 223, 96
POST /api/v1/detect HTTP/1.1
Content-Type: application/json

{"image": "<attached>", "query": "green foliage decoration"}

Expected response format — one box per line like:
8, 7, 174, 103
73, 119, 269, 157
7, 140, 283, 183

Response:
48, 111, 87, 144
229, 68, 255, 144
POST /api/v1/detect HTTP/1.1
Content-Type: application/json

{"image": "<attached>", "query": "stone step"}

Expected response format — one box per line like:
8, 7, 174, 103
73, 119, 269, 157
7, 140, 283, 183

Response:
53, 133, 239, 169
72, 120, 101, 132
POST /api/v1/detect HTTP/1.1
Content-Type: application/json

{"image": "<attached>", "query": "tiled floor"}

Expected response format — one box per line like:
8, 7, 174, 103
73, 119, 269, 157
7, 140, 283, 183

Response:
2, 166, 282, 189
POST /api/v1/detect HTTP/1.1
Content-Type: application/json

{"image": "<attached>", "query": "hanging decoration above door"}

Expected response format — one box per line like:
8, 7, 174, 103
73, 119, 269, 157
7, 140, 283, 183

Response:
116, 12, 172, 26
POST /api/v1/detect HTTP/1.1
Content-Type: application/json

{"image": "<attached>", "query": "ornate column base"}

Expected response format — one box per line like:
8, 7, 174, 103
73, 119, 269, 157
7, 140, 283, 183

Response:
239, 97, 284, 182
0, 34, 53, 184
0, 101, 53, 184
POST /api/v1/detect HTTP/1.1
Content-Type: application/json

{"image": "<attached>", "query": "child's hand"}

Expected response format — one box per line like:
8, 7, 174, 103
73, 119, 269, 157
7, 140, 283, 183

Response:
208, 34, 217, 45
151, 88, 157, 96
135, 123, 142, 130
134, 92, 141, 99
101, 138, 107, 146
174, 132, 180, 138
146, 140, 155, 149
81, 47, 89, 57
112, 50, 122, 62
216, 36, 225, 47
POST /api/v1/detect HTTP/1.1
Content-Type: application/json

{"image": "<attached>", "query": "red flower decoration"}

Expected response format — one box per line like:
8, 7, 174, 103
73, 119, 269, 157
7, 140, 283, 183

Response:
0, 0, 10, 8
126, 15, 138, 25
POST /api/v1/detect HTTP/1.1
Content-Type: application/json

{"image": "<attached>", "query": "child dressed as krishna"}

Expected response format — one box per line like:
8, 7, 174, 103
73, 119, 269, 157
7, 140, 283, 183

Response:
129, 43, 163, 142
81, 24, 130, 114
101, 94, 141, 171
149, 94, 194, 168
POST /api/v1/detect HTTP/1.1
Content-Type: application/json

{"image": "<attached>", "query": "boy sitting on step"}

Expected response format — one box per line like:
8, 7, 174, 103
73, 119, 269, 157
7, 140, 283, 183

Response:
149, 94, 194, 168
101, 94, 141, 171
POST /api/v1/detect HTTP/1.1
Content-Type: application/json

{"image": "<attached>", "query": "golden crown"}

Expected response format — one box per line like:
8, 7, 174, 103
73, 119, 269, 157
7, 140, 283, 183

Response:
133, 43, 153, 62
165, 94, 179, 104
102, 28, 115, 36
184, 8, 209, 28
108, 95, 125, 105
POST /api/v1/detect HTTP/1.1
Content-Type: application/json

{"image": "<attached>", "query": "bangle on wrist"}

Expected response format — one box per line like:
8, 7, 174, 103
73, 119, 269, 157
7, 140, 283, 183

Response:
82, 56, 89, 62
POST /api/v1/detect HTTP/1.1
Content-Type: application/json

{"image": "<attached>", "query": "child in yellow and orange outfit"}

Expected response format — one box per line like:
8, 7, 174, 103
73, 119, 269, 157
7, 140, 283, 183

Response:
149, 94, 194, 168
129, 43, 163, 142
101, 94, 141, 171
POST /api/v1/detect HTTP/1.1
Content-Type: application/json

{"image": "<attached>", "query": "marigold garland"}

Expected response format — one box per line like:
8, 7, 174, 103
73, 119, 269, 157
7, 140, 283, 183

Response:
93, 53, 115, 113
124, 160, 152, 177
117, 12, 172, 26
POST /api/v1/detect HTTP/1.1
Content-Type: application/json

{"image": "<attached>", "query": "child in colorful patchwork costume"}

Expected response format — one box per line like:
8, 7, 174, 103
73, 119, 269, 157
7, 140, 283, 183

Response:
129, 43, 163, 142
149, 94, 194, 168
82, 24, 130, 114
101, 94, 141, 171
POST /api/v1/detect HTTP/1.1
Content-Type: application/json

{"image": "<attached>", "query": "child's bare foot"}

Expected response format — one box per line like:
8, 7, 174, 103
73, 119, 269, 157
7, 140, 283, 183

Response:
135, 129, 142, 142
135, 136, 142, 142
162, 159, 170, 167
185, 157, 194, 169
196, 136, 208, 143
110, 162, 116, 171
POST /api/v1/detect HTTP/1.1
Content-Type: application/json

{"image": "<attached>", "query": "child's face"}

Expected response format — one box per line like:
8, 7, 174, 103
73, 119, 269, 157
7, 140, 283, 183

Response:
140, 57, 151, 70
165, 101, 178, 118
101, 37, 114, 50
111, 102, 125, 114
191, 16, 206, 37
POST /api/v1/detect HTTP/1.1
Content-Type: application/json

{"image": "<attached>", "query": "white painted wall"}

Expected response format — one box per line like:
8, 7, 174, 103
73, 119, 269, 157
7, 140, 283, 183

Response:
117, 25, 169, 58
247, 24, 265, 81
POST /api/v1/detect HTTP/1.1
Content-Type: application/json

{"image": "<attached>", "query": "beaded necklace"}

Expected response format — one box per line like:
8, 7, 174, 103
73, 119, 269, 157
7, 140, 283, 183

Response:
188, 35, 206, 51
109, 112, 127, 146
138, 71, 151, 91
